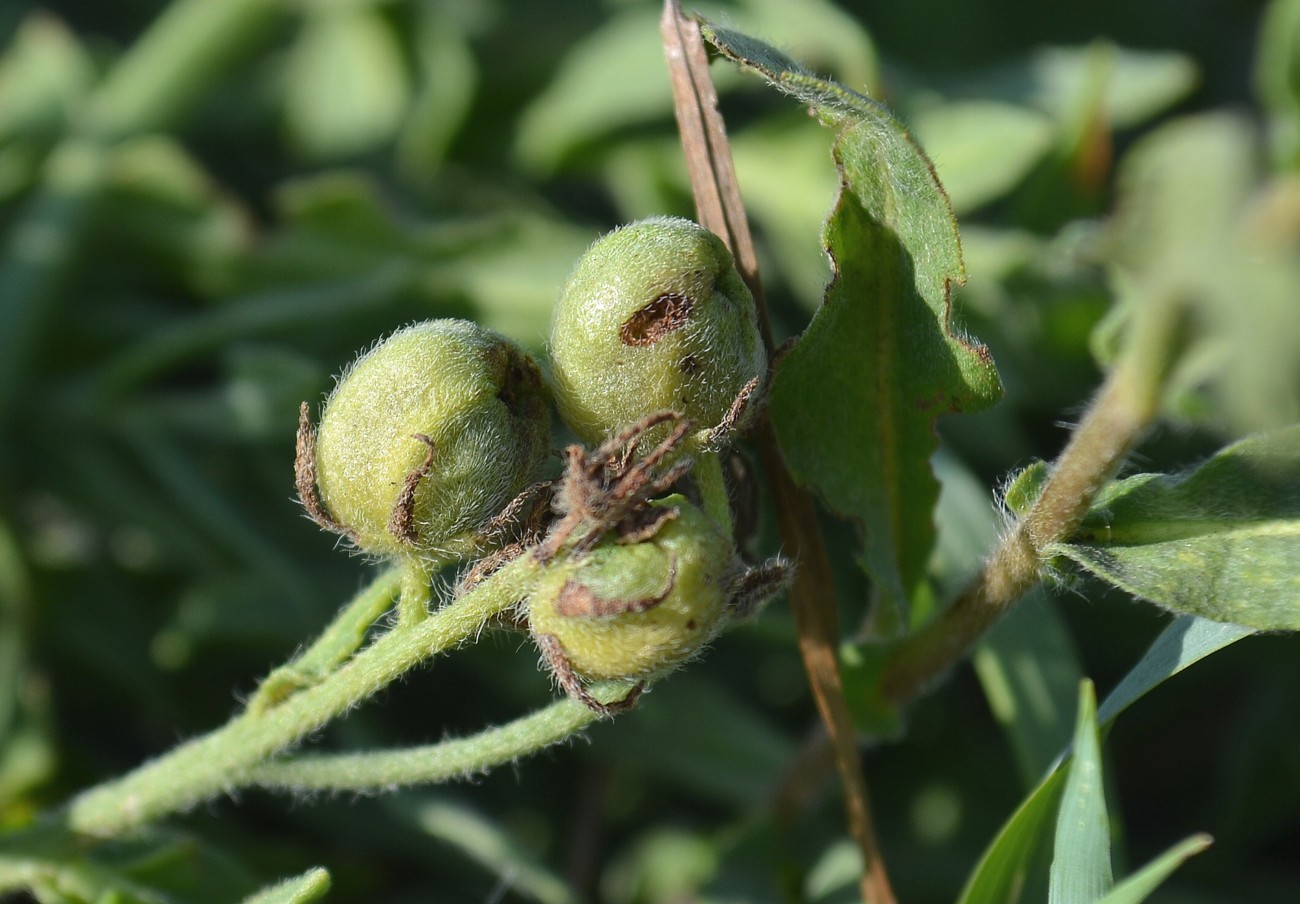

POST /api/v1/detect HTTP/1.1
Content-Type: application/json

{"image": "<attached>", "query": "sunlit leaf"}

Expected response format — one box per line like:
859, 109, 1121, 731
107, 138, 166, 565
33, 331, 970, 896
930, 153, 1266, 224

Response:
1051, 426, 1300, 631
1101, 113, 1300, 430
1048, 681, 1112, 903
957, 768, 1066, 904
913, 101, 1055, 213
283, 5, 410, 159
1094, 616, 1254, 730
0, 13, 94, 142
1094, 834, 1212, 904
413, 799, 574, 904
703, 22, 1002, 622
1256, 0, 1300, 170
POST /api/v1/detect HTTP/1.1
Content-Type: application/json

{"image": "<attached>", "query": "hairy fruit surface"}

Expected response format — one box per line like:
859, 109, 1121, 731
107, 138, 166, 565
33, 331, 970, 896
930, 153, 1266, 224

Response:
549, 217, 766, 446
528, 496, 733, 682
312, 320, 550, 558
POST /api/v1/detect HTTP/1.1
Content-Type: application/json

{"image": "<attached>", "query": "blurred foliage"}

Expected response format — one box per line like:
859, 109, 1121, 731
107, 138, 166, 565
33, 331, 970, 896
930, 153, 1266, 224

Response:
0, 0, 1297, 902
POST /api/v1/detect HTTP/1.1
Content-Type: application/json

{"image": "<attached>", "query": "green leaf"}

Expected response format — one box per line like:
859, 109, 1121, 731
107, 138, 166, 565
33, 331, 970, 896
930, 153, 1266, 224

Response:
395, 9, 477, 183
956, 43, 1197, 131
1101, 113, 1300, 431
957, 768, 1066, 904
912, 101, 1055, 213
412, 799, 574, 904
703, 23, 1002, 621
283, 5, 410, 159
0, 13, 94, 143
514, 8, 675, 174
1050, 426, 1300, 631
1049, 681, 1112, 903
963, 610, 1246, 903
1094, 834, 1212, 904
1256, 0, 1300, 170
239, 867, 330, 904
1095, 615, 1254, 729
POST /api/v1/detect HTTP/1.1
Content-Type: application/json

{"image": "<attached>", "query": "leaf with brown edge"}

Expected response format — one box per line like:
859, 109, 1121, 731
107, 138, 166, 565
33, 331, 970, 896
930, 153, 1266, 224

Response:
701, 22, 1003, 627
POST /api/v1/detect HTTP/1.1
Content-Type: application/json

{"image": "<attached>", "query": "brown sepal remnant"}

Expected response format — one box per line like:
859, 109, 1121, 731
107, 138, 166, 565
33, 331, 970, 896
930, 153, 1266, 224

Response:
614, 503, 679, 545
387, 434, 437, 545
535, 632, 645, 717
458, 480, 557, 593
620, 292, 694, 346
704, 374, 762, 447
554, 558, 679, 618
295, 401, 356, 542
537, 411, 694, 561
727, 557, 793, 619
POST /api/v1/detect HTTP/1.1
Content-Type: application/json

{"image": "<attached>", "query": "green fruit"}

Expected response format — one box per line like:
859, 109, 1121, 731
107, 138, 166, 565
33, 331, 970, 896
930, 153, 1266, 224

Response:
313, 319, 550, 559
549, 217, 766, 445
527, 496, 733, 681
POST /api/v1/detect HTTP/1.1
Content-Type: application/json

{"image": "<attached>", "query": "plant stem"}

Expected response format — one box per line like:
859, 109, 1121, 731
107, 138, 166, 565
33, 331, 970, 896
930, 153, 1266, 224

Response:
880, 303, 1176, 706
693, 450, 733, 535
248, 568, 403, 713
63, 555, 538, 838
661, 6, 895, 901
244, 683, 634, 792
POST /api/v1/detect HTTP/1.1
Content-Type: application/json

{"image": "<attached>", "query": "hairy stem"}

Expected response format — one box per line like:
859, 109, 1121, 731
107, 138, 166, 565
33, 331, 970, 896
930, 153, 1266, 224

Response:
64, 555, 538, 837
661, 5, 895, 901
248, 568, 402, 713
244, 683, 634, 792
881, 304, 1177, 706
693, 450, 733, 535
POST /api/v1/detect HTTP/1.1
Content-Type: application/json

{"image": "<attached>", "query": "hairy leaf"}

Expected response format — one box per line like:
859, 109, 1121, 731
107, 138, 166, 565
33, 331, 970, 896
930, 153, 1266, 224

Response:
702, 23, 1002, 621
1051, 426, 1300, 631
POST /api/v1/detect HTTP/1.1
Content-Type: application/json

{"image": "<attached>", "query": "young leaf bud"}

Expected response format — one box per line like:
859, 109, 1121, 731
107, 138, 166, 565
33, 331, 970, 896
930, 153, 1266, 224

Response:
549, 217, 766, 447
527, 495, 733, 683
307, 320, 550, 559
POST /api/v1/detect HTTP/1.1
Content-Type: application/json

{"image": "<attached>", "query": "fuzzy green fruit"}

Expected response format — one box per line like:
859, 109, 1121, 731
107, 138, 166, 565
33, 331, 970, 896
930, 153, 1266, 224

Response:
313, 320, 549, 559
549, 217, 766, 445
527, 496, 733, 681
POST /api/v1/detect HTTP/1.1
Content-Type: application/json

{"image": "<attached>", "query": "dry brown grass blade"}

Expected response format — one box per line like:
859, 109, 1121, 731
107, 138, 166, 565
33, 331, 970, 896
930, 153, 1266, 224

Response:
660, 3, 896, 901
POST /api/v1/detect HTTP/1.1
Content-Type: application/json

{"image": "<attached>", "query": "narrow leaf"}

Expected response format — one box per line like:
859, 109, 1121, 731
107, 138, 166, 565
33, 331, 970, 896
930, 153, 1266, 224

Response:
239, 867, 331, 904
967, 615, 1243, 902
956, 768, 1066, 904
1095, 616, 1254, 730
703, 23, 1002, 621
1051, 425, 1300, 631
1049, 681, 1113, 903
1094, 834, 1212, 904
415, 800, 575, 904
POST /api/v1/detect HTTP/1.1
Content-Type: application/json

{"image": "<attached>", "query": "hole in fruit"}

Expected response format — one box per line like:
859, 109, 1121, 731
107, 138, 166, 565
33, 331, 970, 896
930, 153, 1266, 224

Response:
620, 292, 693, 346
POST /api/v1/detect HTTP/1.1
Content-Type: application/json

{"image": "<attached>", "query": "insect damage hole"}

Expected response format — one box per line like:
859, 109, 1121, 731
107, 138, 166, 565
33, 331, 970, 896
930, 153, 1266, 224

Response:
620, 292, 694, 346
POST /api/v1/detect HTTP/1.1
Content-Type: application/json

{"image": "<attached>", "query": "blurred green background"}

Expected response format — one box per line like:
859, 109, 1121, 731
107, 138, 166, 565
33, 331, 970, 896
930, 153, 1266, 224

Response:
0, 0, 1297, 901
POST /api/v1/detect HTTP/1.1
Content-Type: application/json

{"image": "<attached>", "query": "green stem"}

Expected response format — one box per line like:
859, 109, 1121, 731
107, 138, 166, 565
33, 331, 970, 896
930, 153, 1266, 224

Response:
248, 568, 403, 713
397, 558, 434, 625
244, 683, 635, 792
64, 555, 539, 838
693, 450, 733, 535
880, 300, 1179, 706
